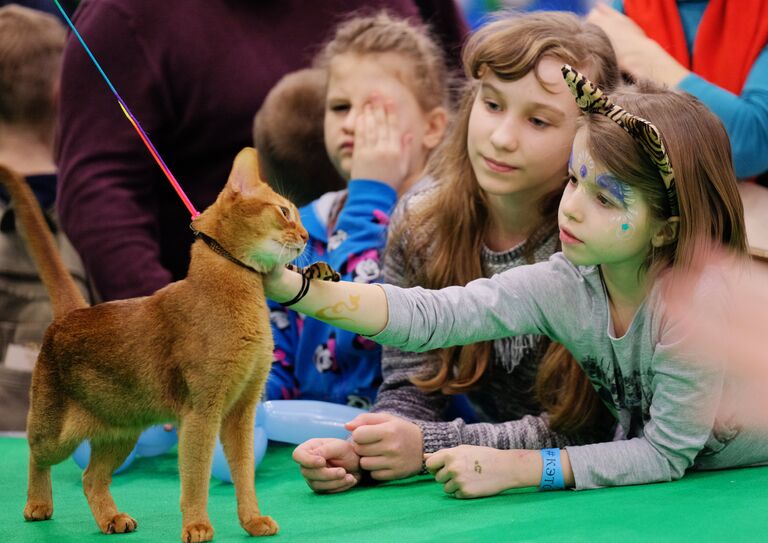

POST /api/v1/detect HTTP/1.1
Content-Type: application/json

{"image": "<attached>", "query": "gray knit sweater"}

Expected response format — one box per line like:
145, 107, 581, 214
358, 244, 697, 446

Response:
371, 180, 603, 453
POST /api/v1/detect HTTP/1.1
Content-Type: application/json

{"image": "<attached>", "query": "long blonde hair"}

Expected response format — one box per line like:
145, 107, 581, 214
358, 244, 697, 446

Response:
399, 12, 619, 395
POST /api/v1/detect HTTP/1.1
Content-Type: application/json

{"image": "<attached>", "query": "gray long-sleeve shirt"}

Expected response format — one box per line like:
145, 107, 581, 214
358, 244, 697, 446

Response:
371, 181, 605, 454
373, 253, 768, 489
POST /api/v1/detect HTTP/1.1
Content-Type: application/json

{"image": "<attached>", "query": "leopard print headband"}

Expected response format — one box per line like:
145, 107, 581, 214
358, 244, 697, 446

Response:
561, 65, 679, 219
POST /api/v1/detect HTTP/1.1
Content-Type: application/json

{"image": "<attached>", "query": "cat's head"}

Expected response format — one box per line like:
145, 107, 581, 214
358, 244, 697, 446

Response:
192, 147, 308, 273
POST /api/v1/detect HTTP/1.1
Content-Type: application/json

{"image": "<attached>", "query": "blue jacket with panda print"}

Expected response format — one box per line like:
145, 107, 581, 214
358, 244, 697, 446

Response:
265, 179, 397, 409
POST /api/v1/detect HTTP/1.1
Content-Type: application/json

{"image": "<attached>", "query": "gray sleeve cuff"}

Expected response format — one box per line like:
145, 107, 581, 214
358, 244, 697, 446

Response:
415, 420, 462, 454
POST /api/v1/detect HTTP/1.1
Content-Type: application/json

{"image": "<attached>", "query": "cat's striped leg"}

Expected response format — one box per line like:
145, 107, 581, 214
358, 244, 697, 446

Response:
83, 435, 140, 534
220, 391, 278, 536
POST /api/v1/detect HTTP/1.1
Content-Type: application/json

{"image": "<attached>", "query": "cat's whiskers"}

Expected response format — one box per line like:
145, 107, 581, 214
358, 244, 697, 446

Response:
277, 242, 288, 265
294, 250, 311, 269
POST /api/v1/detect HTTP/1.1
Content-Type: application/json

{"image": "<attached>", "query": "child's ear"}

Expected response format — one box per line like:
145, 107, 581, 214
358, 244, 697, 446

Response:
651, 217, 680, 247
226, 147, 264, 197
422, 106, 449, 150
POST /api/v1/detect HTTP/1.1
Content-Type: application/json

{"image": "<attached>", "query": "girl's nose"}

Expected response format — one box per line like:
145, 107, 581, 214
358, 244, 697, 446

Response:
559, 186, 583, 223
489, 117, 519, 152
341, 108, 357, 133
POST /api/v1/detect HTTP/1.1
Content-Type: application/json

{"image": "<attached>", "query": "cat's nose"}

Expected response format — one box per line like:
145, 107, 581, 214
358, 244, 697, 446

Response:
299, 229, 309, 243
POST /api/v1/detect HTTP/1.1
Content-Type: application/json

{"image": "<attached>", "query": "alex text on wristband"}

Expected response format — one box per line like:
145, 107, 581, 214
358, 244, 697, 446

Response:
539, 448, 565, 491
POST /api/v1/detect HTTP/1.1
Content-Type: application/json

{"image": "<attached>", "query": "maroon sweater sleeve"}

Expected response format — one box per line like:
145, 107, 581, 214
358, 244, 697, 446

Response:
56, 0, 175, 300
56, 0, 463, 302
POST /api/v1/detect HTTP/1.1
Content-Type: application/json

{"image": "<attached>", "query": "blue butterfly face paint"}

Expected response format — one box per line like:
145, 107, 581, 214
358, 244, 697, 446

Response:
596, 173, 632, 209
569, 150, 638, 239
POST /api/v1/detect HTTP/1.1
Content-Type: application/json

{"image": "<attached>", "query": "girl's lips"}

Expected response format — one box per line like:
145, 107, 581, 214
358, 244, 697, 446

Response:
559, 227, 583, 244
482, 156, 518, 173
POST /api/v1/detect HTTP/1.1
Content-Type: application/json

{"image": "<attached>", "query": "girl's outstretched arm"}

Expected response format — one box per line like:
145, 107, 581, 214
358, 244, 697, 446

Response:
265, 265, 388, 337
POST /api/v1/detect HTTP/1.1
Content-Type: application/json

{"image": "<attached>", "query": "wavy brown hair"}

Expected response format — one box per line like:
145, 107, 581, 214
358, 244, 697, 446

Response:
395, 12, 619, 397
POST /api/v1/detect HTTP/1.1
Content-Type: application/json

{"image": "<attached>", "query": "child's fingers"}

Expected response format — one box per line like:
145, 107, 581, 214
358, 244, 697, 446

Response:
351, 423, 385, 445
300, 465, 348, 483
364, 103, 378, 145
423, 451, 443, 474
384, 99, 400, 142
306, 473, 358, 493
292, 445, 326, 468
442, 478, 460, 495
358, 454, 391, 472
366, 468, 399, 481
371, 97, 389, 143
345, 412, 392, 430
314, 438, 356, 460
432, 465, 452, 484
355, 110, 368, 148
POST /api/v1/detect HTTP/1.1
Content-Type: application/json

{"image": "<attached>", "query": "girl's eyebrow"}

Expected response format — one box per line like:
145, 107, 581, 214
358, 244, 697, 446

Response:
481, 81, 565, 120
480, 81, 502, 95
528, 102, 565, 121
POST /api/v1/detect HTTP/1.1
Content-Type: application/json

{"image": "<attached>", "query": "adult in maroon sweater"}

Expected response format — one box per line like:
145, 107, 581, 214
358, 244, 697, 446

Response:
56, 0, 467, 301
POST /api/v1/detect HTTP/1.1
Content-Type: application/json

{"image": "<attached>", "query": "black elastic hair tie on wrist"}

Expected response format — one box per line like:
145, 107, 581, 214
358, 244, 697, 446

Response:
282, 271, 310, 307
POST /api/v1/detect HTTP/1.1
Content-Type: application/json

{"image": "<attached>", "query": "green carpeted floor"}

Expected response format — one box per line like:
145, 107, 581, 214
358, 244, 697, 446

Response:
1, 436, 767, 542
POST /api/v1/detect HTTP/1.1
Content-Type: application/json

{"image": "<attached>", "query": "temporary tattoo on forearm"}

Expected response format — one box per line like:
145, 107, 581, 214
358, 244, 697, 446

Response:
316, 295, 360, 322
474, 460, 482, 474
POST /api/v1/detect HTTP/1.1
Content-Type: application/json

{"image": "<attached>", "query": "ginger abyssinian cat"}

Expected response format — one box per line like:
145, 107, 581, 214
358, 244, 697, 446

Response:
4, 148, 304, 541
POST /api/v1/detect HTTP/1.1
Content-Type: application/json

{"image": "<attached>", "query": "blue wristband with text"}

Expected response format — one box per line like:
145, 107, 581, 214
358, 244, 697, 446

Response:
539, 448, 565, 491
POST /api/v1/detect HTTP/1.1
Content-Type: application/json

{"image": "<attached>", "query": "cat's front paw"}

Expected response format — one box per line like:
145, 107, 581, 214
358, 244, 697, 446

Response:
182, 521, 214, 543
242, 514, 279, 536
101, 513, 138, 534
23, 500, 53, 521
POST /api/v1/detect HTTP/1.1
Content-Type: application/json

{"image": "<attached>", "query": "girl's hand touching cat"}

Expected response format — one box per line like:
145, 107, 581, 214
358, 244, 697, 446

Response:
291, 438, 362, 493
346, 412, 424, 480
350, 94, 414, 193
424, 445, 544, 499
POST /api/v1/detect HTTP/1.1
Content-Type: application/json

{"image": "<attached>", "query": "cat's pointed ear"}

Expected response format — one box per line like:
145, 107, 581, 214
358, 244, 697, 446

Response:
226, 147, 265, 197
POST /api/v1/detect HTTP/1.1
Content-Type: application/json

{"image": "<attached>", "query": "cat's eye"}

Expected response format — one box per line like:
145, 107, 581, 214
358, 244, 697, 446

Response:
279, 206, 291, 219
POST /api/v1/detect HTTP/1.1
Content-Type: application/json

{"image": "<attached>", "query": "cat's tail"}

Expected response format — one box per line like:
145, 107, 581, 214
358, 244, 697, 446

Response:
0, 165, 88, 317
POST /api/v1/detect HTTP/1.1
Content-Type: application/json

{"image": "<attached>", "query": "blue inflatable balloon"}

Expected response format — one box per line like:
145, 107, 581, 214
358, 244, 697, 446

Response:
255, 402, 267, 427
260, 400, 366, 444
210, 426, 268, 484
71, 440, 137, 474
135, 425, 178, 457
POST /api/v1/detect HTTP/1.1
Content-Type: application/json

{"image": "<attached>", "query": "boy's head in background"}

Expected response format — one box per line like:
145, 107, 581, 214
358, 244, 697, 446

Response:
0, 4, 66, 144
253, 68, 345, 207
